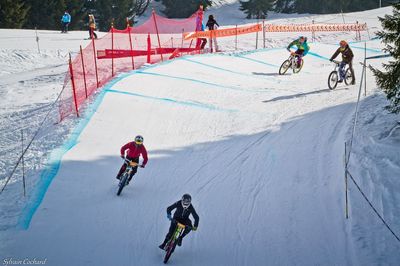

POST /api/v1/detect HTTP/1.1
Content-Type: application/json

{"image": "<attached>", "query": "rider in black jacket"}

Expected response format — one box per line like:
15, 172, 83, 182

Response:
159, 194, 199, 249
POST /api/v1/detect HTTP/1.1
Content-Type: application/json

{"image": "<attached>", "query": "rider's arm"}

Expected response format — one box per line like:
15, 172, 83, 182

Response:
330, 48, 340, 61
166, 201, 178, 216
141, 145, 148, 166
191, 206, 199, 227
120, 142, 130, 157
287, 40, 295, 50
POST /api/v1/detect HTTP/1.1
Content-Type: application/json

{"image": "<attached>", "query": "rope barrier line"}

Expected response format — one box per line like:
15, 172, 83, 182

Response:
0, 84, 67, 194
346, 170, 400, 243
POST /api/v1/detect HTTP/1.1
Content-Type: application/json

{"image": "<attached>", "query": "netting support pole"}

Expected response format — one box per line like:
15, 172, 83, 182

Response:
364, 42, 367, 96
80, 45, 88, 98
181, 29, 185, 49
344, 142, 349, 219
69, 53, 79, 117
111, 25, 115, 77
312, 20, 316, 42
235, 25, 238, 50
21, 130, 26, 197
92, 38, 99, 87
147, 33, 151, 63
262, 20, 266, 49
152, 10, 163, 61
255, 23, 259, 49
128, 25, 135, 70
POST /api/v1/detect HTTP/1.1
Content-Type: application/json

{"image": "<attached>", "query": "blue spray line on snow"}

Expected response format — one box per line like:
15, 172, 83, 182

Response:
233, 54, 280, 68
137, 71, 267, 93
17, 72, 134, 230
182, 58, 274, 80
106, 88, 237, 112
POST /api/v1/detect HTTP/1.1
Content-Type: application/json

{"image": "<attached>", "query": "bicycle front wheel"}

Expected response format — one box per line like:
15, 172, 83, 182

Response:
163, 241, 176, 264
279, 60, 291, 75
117, 173, 128, 196
328, 71, 339, 90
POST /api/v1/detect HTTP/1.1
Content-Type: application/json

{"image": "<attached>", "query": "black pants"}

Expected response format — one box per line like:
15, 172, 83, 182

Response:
117, 157, 138, 181
89, 28, 97, 39
62, 22, 69, 33
200, 38, 207, 49
164, 218, 192, 243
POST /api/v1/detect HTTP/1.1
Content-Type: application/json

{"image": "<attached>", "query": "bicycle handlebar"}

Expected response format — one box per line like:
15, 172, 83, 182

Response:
122, 158, 142, 167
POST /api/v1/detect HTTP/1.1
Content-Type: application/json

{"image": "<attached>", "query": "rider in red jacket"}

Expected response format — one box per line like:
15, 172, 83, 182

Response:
116, 135, 148, 184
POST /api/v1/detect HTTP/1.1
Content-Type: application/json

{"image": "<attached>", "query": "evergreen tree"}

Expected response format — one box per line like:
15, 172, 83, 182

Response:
157, 0, 211, 18
294, 0, 390, 14
239, 0, 274, 19
24, 0, 66, 29
371, 4, 400, 113
0, 0, 29, 28
274, 0, 294, 13
65, 0, 86, 30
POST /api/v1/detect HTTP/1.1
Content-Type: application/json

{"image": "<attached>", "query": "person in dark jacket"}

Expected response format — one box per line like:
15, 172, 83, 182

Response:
116, 135, 148, 185
206, 14, 220, 52
159, 194, 199, 249
330, 40, 355, 84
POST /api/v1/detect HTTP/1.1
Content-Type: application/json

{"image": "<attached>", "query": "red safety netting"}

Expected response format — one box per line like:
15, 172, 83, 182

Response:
59, 9, 203, 120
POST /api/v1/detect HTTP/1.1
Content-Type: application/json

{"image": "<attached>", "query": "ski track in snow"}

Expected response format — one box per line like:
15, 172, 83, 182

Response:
1, 6, 400, 266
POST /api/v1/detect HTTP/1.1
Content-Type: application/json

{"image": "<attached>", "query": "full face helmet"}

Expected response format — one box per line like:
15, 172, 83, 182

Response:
134, 135, 144, 145
181, 194, 192, 208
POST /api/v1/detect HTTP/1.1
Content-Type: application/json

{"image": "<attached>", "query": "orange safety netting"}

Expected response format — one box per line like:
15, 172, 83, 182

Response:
59, 9, 203, 120
183, 24, 262, 40
264, 23, 367, 32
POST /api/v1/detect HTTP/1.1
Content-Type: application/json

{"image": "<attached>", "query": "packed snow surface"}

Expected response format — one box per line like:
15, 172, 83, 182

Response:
1, 5, 399, 266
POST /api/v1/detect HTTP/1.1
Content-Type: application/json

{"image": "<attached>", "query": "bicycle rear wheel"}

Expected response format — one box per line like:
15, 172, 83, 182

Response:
279, 60, 291, 75
328, 71, 339, 90
344, 68, 353, 85
163, 241, 176, 264
117, 173, 128, 196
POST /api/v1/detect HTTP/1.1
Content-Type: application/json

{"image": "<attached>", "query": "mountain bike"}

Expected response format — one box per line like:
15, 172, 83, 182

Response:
162, 220, 192, 264
279, 52, 304, 75
116, 159, 139, 196
328, 60, 353, 90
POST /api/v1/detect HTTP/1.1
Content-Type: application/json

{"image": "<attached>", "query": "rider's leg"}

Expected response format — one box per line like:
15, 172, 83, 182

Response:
160, 221, 177, 247
295, 50, 304, 67
339, 61, 346, 81
348, 60, 355, 84
116, 164, 127, 179
179, 219, 193, 239
128, 157, 139, 182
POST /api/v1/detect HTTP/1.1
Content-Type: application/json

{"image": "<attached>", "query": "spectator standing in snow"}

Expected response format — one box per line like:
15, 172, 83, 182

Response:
206, 14, 220, 52
88, 14, 98, 39
61, 11, 71, 33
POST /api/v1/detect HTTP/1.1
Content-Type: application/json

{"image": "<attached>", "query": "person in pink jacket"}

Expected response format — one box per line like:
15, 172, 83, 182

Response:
116, 135, 148, 185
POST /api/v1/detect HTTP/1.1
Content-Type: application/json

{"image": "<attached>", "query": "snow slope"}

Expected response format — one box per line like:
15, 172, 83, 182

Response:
1, 6, 399, 266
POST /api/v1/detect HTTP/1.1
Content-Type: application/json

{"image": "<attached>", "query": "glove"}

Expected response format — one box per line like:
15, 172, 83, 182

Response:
140, 164, 145, 168
329, 59, 333, 62
192, 226, 197, 231
167, 214, 172, 220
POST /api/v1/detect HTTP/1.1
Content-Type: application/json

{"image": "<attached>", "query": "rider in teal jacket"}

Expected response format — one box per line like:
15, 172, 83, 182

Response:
287, 36, 310, 67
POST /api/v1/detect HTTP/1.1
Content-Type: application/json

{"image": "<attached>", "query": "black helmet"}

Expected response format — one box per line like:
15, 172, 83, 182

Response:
181, 194, 192, 208
134, 135, 144, 145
